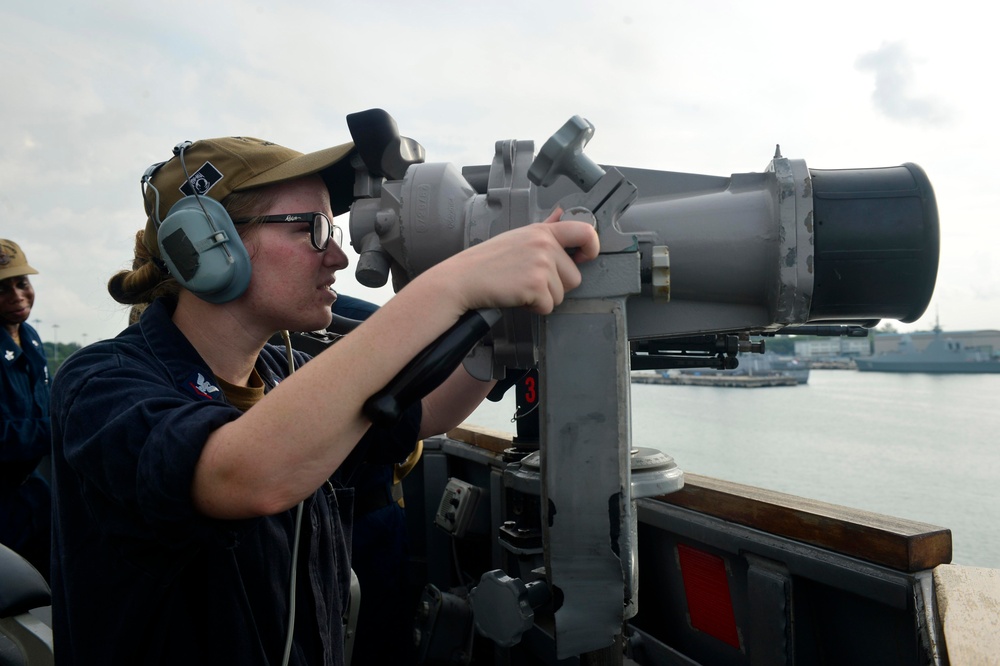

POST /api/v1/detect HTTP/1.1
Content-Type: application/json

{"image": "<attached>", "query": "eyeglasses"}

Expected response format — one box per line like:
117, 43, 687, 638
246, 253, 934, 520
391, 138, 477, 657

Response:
234, 212, 342, 252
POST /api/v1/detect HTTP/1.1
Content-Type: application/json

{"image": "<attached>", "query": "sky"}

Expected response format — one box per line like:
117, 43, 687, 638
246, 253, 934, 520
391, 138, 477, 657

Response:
2, 0, 997, 347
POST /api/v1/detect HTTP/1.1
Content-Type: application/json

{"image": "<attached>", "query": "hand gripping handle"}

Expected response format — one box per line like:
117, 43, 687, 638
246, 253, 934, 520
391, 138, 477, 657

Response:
363, 308, 502, 426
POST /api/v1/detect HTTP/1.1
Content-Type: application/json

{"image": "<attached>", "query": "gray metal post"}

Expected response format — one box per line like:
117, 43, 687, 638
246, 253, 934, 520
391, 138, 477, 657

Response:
539, 252, 640, 660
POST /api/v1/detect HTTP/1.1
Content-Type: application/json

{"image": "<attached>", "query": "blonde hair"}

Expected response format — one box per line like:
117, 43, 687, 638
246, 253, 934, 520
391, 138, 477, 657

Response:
108, 188, 275, 307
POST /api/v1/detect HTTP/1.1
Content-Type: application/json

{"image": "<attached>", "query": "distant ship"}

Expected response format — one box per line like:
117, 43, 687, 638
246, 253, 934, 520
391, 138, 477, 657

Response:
739, 354, 811, 384
856, 324, 1000, 374
632, 353, 810, 387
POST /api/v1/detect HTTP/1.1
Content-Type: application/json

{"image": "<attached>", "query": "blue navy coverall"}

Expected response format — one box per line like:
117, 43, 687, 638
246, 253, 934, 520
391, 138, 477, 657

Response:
50, 299, 419, 666
0, 321, 51, 578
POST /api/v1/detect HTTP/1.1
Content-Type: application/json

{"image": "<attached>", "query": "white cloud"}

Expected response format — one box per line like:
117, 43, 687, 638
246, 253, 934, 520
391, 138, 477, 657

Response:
856, 42, 951, 125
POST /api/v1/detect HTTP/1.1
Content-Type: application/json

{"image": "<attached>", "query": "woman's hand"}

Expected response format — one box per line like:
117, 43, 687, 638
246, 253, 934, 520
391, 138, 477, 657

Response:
431, 208, 601, 315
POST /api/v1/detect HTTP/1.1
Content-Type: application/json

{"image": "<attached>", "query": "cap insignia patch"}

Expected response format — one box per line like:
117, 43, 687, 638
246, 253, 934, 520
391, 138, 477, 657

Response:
179, 162, 224, 197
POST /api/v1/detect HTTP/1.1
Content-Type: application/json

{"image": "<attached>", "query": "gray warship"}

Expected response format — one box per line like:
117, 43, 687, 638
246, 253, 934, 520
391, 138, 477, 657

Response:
857, 324, 1000, 374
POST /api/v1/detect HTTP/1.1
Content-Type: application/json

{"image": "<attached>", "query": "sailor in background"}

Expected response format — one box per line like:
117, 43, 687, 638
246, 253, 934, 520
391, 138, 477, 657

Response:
0, 239, 51, 580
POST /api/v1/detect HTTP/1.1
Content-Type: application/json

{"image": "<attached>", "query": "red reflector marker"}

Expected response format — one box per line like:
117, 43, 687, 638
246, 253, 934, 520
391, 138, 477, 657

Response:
677, 543, 740, 649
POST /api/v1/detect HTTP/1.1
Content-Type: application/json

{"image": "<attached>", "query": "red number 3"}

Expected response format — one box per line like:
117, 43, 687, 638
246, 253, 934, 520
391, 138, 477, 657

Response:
523, 376, 537, 404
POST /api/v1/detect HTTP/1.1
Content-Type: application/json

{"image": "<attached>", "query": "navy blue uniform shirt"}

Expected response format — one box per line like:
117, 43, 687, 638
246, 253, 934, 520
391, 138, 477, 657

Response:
0, 321, 51, 576
50, 299, 420, 666
1, 321, 50, 479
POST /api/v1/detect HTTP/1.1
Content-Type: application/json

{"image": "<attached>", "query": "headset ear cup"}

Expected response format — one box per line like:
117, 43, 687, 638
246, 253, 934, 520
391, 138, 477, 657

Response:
157, 196, 252, 303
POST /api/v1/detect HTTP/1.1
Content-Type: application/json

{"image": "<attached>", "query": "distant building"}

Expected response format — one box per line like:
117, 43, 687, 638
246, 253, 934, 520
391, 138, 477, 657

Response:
792, 329, 1000, 359
871, 329, 1000, 356
794, 337, 872, 359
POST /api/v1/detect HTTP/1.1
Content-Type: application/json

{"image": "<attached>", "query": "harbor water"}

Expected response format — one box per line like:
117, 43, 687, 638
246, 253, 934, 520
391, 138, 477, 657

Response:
468, 369, 1000, 569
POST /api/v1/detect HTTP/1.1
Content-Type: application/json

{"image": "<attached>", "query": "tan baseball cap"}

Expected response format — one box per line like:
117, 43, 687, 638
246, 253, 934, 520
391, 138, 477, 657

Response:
0, 239, 39, 281
142, 136, 356, 256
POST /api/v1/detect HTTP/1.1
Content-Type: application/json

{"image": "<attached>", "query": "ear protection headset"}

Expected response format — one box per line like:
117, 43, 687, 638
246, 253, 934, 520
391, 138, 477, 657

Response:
141, 141, 252, 303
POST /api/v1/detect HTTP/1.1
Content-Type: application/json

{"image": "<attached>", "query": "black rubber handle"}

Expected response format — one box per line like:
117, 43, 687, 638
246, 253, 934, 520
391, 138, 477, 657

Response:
364, 309, 502, 426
